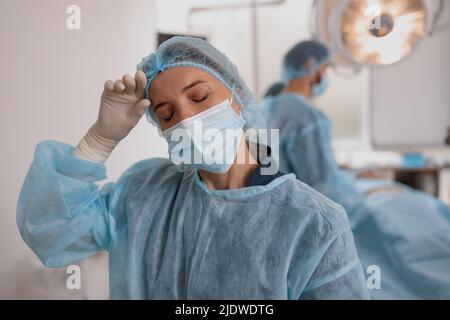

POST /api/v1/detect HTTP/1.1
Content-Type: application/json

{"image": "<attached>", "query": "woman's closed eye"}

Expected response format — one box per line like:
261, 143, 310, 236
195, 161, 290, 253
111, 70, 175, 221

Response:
153, 84, 213, 123
155, 106, 174, 122
190, 89, 210, 103
192, 94, 208, 103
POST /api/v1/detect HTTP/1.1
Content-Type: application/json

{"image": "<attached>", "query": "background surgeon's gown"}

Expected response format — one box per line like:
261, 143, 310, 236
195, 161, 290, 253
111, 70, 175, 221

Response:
264, 93, 450, 299
17, 140, 370, 300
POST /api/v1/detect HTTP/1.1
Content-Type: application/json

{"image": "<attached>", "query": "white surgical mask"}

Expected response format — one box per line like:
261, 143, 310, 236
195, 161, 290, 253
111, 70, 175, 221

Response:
162, 95, 246, 173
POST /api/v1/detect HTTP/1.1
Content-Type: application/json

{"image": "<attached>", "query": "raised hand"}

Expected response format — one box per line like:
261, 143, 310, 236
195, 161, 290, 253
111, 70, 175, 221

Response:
95, 70, 150, 142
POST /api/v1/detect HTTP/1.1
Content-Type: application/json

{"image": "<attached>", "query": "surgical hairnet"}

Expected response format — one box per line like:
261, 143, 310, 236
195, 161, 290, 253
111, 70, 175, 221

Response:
282, 40, 331, 83
137, 36, 264, 132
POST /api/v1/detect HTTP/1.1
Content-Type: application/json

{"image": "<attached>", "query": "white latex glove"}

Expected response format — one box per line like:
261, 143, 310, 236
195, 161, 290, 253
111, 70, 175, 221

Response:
73, 71, 151, 163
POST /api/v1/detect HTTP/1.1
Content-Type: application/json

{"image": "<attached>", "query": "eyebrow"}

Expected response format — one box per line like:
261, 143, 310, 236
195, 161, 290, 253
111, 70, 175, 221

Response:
182, 80, 207, 93
153, 80, 208, 111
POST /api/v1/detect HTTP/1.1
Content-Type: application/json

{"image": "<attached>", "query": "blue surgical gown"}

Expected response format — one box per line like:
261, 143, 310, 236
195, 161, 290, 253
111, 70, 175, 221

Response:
265, 93, 450, 299
17, 140, 370, 300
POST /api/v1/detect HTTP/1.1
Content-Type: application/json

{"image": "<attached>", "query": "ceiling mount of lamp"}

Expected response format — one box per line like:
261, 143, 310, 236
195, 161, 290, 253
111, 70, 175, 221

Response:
311, 0, 447, 73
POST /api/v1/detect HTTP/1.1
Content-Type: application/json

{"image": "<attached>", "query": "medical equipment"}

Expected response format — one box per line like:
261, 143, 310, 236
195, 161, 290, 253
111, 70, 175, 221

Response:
311, 0, 446, 72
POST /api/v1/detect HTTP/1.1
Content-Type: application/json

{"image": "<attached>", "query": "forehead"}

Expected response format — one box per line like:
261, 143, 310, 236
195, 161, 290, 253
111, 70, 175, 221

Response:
149, 67, 226, 100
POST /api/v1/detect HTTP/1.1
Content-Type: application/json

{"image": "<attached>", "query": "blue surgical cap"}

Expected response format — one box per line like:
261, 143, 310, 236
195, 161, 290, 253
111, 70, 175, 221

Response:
137, 36, 264, 131
282, 40, 331, 83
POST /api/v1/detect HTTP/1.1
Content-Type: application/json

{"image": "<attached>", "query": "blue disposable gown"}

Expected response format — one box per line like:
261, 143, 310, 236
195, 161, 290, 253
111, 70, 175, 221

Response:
17, 140, 370, 300
262, 94, 363, 214
265, 93, 450, 299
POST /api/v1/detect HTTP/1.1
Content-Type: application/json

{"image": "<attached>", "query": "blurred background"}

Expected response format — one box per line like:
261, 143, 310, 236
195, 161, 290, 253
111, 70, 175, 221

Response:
0, 0, 449, 299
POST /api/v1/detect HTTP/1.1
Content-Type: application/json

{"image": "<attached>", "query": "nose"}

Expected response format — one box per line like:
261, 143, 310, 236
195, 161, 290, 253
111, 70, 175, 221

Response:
174, 102, 198, 123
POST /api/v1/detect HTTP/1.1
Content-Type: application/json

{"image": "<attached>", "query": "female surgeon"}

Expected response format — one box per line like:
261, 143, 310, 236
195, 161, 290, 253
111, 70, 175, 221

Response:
262, 40, 450, 300
16, 37, 370, 300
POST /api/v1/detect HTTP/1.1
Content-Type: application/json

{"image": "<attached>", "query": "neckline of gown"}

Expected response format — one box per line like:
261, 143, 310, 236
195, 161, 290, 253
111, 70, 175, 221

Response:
190, 169, 297, 201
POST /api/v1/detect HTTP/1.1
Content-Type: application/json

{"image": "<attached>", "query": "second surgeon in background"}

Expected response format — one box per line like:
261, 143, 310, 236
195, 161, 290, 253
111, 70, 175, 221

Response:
262, 40, 450, 300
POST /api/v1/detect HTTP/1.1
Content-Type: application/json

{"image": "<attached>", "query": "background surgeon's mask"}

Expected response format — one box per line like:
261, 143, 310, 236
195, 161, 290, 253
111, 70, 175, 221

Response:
162, 95, 246, 174
312, 74, 329, 97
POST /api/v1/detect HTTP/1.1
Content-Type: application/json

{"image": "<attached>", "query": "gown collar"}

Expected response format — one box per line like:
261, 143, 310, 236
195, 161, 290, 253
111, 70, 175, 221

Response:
191, 169, 297, 201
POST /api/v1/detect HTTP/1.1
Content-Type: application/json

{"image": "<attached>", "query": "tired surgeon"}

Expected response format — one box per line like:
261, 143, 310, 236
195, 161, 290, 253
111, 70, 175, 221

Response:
262, 40, 450, 300
17, 36, 370, 300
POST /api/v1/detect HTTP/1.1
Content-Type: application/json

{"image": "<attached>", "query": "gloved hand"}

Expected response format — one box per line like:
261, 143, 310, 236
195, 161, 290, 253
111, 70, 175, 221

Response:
73, 71, 151, 163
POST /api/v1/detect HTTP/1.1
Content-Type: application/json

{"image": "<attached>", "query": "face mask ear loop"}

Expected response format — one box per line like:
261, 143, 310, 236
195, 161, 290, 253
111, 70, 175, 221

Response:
229, 85, 235, 107
230, 85, 243, 118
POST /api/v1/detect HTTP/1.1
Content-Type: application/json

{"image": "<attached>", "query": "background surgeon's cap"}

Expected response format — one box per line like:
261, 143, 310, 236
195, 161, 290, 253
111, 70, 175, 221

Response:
282, 40, 331, 83
137, 36, 264, 132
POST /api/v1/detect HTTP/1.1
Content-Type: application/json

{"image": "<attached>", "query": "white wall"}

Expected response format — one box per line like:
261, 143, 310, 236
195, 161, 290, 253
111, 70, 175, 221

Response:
371, 2, 450, 148
0, 0, 161, 298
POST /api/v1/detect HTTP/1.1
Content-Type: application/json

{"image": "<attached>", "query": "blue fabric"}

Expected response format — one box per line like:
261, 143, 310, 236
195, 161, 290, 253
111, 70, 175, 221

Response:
264, 93, 450, 299
352, 191, 450, 300
265, 94, 363, 215
137, 36, 265, 133
17, 140, 370, 300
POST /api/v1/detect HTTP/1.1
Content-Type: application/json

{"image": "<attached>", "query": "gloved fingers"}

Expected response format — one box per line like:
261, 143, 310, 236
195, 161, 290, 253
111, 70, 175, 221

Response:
134, 99, 151, 117
135, 71, 147, 99
104, 80, 115, 92
122, 74, 136, 95
114, 80, 126, 93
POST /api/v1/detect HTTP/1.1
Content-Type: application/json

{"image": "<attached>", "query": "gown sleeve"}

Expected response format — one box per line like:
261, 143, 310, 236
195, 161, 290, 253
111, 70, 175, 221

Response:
298, 227, 370, 300
16, 140, 132, 268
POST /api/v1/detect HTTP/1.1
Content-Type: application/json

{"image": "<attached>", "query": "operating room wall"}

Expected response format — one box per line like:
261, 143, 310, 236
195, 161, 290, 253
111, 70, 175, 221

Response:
371, 2, 450, 148
0, 0, 161, 298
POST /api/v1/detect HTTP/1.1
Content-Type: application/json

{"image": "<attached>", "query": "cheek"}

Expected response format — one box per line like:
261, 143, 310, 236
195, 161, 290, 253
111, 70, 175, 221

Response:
159, 122, 170, 132
156, 108, 173, 119
230, 100, 241, 115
